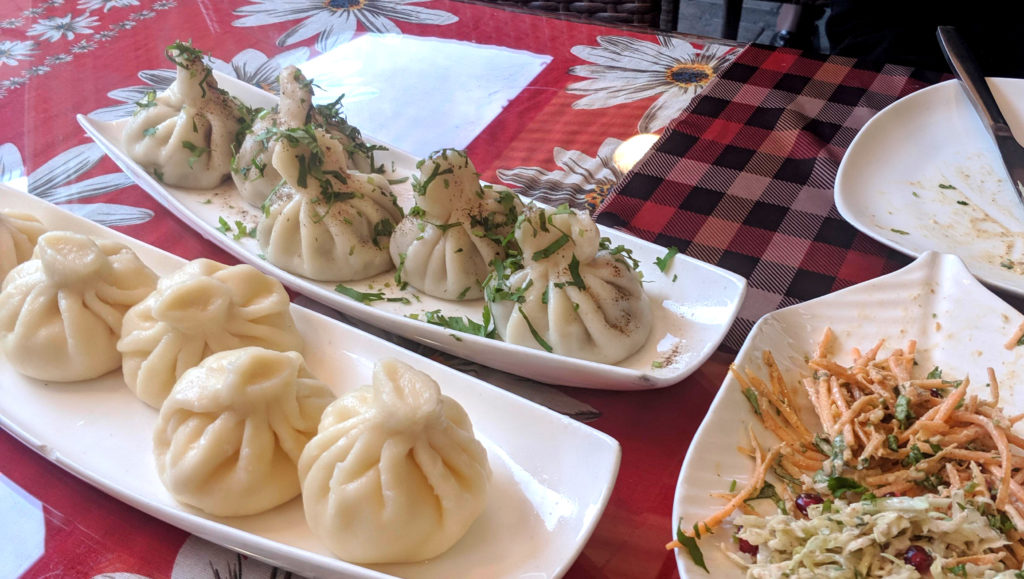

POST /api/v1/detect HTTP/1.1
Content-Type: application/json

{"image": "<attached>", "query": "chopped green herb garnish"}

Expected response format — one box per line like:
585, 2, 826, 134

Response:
674, 521, 709, 573
655, 246, 680, 272
532, 233, 570, 261
335, 284, 410, 305
518, 306, 552, 352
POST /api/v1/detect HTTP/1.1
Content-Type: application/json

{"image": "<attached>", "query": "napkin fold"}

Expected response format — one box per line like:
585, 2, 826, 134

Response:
595, 46, 945, 350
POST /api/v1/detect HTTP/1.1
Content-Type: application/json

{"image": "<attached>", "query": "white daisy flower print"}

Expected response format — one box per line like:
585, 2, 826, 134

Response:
1, 18, 25, 29
26, 13, 100, 42
45, 53, 74, 65
70, 39, 97, 52
90, 46, 310, 121
233, 0, 458, 53
78, 0, 141, 11
568, 35, 736, 133
497, 137, 623, 213
3, 142, 151, 227
0, 40, 38, 66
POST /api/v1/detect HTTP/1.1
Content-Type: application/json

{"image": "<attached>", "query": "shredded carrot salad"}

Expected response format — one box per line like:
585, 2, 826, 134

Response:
669, 328, 1024, 573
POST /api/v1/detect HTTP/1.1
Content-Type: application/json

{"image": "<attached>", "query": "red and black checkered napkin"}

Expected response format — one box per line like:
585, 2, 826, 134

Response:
595, 46, 946, 351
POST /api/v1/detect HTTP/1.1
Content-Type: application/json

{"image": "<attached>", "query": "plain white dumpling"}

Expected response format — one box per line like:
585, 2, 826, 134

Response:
0, 209, 46, 282
0, 231, 158, 382
389, 149, 522, 300
118, 258, 305, 408
154, 347, 334, 517
232, 65, 376, 208
257, 135, 402, 282
121, 41, 245, 189
485, 205, 652, 364
298, 358, 491, 564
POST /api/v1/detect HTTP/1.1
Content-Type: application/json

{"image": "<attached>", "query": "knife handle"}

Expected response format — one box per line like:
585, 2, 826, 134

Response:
937, 25, 1011, 136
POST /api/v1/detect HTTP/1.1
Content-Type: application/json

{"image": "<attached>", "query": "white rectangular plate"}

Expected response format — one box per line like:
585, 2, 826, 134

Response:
836, 77, 1024, 299
672, 251, 1024, 577
0, 186, 621, 579
77, 72, 747, 391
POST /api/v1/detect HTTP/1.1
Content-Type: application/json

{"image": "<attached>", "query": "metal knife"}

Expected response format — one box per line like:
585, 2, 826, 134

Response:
937, 25, 1024, 209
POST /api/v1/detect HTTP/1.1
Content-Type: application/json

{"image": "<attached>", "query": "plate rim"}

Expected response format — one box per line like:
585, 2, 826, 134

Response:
835, 76, 1024, 299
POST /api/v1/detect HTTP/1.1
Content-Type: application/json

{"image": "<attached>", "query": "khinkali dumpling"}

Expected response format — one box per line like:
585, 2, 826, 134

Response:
298, 358, 491, 564
232, 65, 378, 208
118, 258, 305, 408
389, 149, 522, 300
257, 132, 402, 282
122, 41, 249, 189
485, 205, 652, 364
0, 209, 46, 281
0, 231, 158, 382
153, 347, 334, 517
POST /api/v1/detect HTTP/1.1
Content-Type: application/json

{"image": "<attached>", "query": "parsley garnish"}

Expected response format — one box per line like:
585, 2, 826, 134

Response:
518, 306, 552, 352
216, 216, 255, 240
674, 521, 709, 573
335, 284, 410, 305
181, 141, 210, 168
656, 246, 680, 272
531, 233, 570, 261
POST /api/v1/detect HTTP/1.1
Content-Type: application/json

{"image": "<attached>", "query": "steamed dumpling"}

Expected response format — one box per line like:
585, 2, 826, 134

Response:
122, 41, 249, 189
389, 149, 522, 300
257, 132, 402, 282
0, 209, 47, 281
118, 258, 305, 408
153, 347, 335, 517
298, 358, 491, 564
0, 231, 158, 382
232, 65, 377, 208
485, 205, 652, 364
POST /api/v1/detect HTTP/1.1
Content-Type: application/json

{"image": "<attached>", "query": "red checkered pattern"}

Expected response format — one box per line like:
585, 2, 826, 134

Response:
595, 45, 947, 350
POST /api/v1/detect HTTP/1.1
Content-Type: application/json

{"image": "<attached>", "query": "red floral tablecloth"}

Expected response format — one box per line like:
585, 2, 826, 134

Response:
0, 1, 955, 578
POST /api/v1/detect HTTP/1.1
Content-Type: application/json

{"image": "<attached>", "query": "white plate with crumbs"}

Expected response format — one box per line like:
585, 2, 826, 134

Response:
671, 251, 1024, 577
77, 72, 747, 391
0, 186, 621, 579
836, 77, 1024, 299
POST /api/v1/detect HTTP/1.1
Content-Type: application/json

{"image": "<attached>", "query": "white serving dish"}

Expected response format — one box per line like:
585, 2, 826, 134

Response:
671, 251, 1024, 577
0, 186, 621, 579
836, 77, 1024, 299
77, 72, 747, 391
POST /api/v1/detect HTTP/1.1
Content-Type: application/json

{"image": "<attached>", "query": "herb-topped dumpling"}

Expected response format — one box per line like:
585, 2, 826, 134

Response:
122, 41, 252, 189
484, 205, 652, 364
389, 149, 522, 301
256, 128, 402, 282
232, 66, 380, 208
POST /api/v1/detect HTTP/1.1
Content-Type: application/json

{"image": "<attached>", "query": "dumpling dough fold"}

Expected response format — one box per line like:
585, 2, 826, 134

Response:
154, 347, 334, 517
0, 231, 158, 381
485, 205, 652, 364
118, 258, 305, 408
232, 65, 377, 208
298, 358, 491, 564
389, 149, 522, 300
0, 209, 47, 282
257, 133, 402, 282
121, 41, 247, 189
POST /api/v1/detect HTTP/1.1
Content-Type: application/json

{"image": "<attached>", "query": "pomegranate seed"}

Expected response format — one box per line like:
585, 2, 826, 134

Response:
903, 545, 933, 574
736, 536, 758, 557
795, 493, 824, 517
